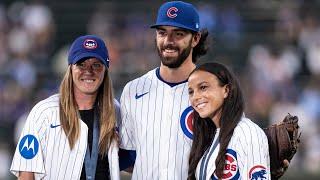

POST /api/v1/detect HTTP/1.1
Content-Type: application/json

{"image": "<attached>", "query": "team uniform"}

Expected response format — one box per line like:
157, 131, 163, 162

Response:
119, 68, 194, 180
195, 117, 271, 180
10, 94, 120, 180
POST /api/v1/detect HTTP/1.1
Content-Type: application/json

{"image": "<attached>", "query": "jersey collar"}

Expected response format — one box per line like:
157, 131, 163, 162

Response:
155, 67, 188, 87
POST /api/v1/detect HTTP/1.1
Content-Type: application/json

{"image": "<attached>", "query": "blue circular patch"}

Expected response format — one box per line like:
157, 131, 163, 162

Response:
19, 134, 39, 159
180, 106, 194, 139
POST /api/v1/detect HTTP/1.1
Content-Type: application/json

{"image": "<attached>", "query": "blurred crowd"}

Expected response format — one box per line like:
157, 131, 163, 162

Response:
0, 0, 319, 179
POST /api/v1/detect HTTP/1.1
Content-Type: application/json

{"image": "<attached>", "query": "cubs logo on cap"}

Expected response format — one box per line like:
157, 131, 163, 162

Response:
167, 7, 178, 18
83, 39, 98, 49
68, 35, 110, 67
150, 1, 200, 32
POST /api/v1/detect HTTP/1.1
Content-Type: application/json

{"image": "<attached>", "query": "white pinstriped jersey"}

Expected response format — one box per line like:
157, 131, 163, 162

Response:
10, 94, 120, 180
195, 117, 271, 180
119, 68, 193, 180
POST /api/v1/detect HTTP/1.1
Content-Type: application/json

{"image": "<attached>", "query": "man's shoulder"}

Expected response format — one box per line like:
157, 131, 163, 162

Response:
123, 68, 157, 90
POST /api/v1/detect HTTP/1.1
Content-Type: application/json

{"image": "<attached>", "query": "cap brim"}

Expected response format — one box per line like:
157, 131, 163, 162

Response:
150, 22, 198, 32
72, 52, 108, 67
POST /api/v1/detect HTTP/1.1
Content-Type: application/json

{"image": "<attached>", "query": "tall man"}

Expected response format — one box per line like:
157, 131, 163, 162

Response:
119, 1, 295, 180
119, 1, 208, 179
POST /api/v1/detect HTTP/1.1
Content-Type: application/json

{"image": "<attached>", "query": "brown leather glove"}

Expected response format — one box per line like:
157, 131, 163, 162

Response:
264, 114, 301, 179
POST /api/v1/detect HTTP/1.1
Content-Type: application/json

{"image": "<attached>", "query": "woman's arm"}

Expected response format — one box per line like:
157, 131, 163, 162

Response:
18, 172, 34, 180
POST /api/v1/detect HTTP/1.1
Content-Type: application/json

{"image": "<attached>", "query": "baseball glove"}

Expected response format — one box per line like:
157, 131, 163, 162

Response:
264, 113, 301, 179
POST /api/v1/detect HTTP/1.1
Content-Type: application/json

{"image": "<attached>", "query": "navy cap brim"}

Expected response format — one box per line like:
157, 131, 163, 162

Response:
150, 21, 199, 32
72, 52, 108, 67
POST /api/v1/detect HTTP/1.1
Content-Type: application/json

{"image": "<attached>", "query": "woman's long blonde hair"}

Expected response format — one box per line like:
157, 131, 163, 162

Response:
59, 65, 117, 156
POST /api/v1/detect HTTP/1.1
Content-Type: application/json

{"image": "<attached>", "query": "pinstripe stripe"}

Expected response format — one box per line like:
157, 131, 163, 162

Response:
56, 131, 67, 179
134, 77, 142, 180
166, 86, 177, 179
237, 127, 247, 155
121, 82, 134, 146
175, 83, 187, 178
69, 136, 81, 179
140, 76, 148, 180
157, 82, 164, 179
50, 128, 62, 180
151, 75, 158, 179
254, 124, 262, 162
49, 122, 58, 180
242, 120, 254, 163
61, 143, 71, 179
145, 74, 153, 179
127, 82, 134, 146
127, 81, 134, 148
248, 121, 255, 164
171, 85, 184, 179
238, 125, 248, 156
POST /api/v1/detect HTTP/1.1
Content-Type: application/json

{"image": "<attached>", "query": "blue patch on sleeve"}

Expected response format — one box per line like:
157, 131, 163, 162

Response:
19, 134, 39, 159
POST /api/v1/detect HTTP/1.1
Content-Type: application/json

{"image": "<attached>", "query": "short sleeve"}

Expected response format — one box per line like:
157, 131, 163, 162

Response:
10, 103, 47, 178
231, 121, 271, 180
118, 83, 136, 150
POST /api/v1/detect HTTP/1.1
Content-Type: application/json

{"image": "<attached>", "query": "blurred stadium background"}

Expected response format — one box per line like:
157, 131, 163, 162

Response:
0, 0, 319, 179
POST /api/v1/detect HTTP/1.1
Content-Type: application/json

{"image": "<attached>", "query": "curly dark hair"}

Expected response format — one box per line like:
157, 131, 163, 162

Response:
192, 29, 209, 63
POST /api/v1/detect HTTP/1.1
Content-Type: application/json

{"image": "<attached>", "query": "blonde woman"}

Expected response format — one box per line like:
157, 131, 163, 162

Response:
11, 35, 120, 180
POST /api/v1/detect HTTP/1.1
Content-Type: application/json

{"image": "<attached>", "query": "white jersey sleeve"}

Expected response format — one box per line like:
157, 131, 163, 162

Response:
114, 98, 121, 128
195, 117, 271, 180
119, 82, 136, 150
230, 117, 271, 179
10, 100, 47, 178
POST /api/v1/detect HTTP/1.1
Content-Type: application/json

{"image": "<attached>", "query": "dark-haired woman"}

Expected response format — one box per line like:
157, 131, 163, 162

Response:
187, 62, 270, 180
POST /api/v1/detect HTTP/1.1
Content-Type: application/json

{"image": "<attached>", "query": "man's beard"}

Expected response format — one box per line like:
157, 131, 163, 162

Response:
156, 40, 192, 68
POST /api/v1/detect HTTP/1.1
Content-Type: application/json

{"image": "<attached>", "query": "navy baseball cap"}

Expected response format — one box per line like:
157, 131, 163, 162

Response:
150, 1, 200, 32
68, 35, 110, 67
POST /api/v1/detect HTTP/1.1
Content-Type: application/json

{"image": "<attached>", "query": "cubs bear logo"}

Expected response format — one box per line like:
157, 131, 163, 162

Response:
83, 39, 98, 49
167, 7, 178, 18
19, 134, 39, 159
212, 149, 240, 180
249, 165, 267, 180
180, 106, 194, 139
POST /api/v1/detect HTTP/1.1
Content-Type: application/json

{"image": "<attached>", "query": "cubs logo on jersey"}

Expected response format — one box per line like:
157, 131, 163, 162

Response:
180, 106, 194, 139
212, 149, 240, 180
19, 134, 39, 159
249, 165, 267, 180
